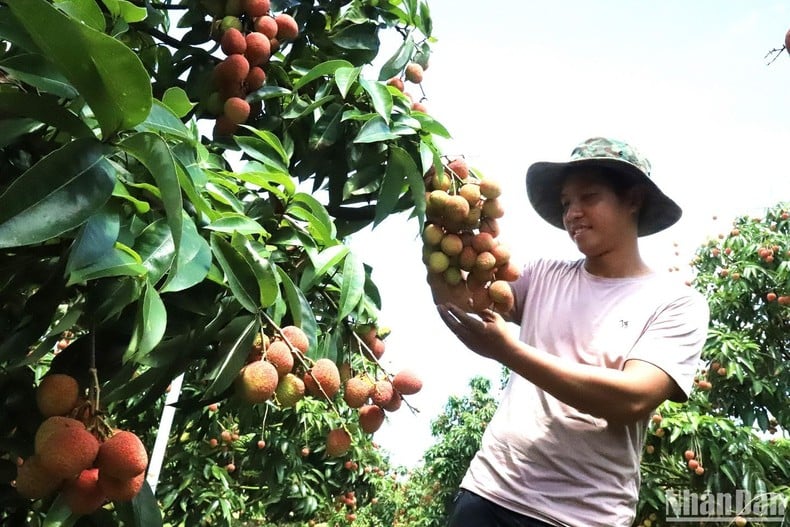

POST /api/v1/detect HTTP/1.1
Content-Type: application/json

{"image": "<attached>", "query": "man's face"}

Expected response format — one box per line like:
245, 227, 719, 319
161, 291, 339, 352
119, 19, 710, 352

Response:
559, 170, 639, 256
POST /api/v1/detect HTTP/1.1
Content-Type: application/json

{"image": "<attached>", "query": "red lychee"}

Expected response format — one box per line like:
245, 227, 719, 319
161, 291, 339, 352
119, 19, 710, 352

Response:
280, 325, 309, 354
358, 404, 385, 434
95, 430, 148, 480
223, 96, 251, 125
97, 471, 145, 502
392, 370, 423, 395
275, 13, 299, 41
62, 468, 106, 515
36, 373, 80, 417
325, 428, 352, 457
304, 358, 341, 400
14, 455, 63, 499
220, 27, 247, 55
245, 31, 271, 67
237, 360, 279, 403
242, 0, 269, 17
35, 417, 100, 479
254, 15, 279, 39
404, 62, 424, 83
264, 340, 294, 376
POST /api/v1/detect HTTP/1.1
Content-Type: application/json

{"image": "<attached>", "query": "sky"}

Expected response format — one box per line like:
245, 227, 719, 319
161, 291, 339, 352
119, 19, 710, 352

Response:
350, 1, 790, 468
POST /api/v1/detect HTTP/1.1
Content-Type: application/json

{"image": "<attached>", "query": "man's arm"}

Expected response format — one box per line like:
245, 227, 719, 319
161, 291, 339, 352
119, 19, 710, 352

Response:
436, 303, 679, 425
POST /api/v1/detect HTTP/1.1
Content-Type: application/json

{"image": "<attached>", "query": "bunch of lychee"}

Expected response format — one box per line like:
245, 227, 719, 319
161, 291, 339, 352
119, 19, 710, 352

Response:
205, 0, 300, 137
386, 59, 429, 114
14, 374, 149, 515
421, 158, 520, 313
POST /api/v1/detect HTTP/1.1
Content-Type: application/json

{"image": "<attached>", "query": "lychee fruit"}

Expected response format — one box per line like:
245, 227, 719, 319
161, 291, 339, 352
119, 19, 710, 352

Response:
479, 217, 500, 237
224, 97, 250, 125
245, 31, 271, 67
471, 232, 497, 253
36, 417, 100, 479
237, 360, 279, 403
325, 428, 352, 457
479, 178, 502, 199
95, 430, 148, 480
371, 379, 394, 407
274, 13, 299, 41
220, 27, 247, 55
254, 15, 278, 39
343, 376, 374, 408
246, 66, 266, 92
444, 195, 471, 223
97, 472, 145, 502
482, 198, 505, 219
488, 280, 513, 304
422, 223, 444, 246
458, 183, 481, 205
495, 261, 521, 282
265, 340, 294, 376
358, 404, 385, 434
61, 468, 106, 515
392, 370, 423, 395
440, 233, 464, 257
36, 373, 80, 417
280, 325, 309, 354
213, 54, 250, 97
404, 62, 424, 83
275, 373, 305, 407
383, 391, 402, 412
386, 77, 404, 91
242, 0, 269, 17
213, 115, 239, 137
14, 455, 63, 499
458, 246, 478, 271
304, 358, 341, 400
447, 158, 469, 180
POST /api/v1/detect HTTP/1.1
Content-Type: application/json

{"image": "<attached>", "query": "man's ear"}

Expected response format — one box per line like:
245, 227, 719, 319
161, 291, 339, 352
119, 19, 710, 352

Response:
626, 184, 647, 215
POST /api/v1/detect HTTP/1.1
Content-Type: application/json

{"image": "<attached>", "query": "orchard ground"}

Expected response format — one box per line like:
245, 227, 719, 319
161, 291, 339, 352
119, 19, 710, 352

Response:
351, 1, 790, 468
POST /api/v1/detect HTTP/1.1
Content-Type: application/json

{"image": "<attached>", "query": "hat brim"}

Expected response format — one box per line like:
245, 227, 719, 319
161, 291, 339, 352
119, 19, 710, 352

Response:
525, 157, 682, 237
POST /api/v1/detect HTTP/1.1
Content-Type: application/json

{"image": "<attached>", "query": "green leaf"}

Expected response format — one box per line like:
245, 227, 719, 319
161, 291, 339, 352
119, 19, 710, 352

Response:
359, 77, 394, 122
0, 53, 77, 98
210, 233, 260, 313
161, 87, 196, 118
116, 480, 163, 527
42, 493, 78, 527
9, 0, 152, 137
338, 252, 365, 319
329, 20, 379, 51
0, 91, 93, 138
293, 59, 354, 91
396, 144, 425, 221
98, 0, 148, 23
309, 103, 344, 150
66, 244, 147, 285
0, 138, 114, 248
235, 165, 296, 199
160, 214, 211, 293
301, 244, 349, 291
413, 112, 452, 138
65, 205, 120, 275
235, 128, 290, 172
136, 100, 192, 140
334, 66, 361, 98
378, 33, 415, 80
206, 214, 268, 236
288, 193, 336, 241
353, 115, 398, 143
126, 281, 167, 360
120, 132, 183, 269
112, 179, 151, 214
374, 146, 409, 226
135, 219, 175, 286
234, 235, 278, 308
275, 266, 318, 344
205, 315, 258, 398
54, 0, 105, 31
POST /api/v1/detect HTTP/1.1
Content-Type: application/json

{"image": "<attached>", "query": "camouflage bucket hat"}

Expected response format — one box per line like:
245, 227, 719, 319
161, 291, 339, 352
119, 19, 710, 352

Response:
525, 137, 682, 236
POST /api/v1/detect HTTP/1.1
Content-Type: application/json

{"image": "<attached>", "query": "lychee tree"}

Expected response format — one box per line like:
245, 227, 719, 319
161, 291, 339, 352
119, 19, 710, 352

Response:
634, 202, 790, 527
0, 0, 447, 524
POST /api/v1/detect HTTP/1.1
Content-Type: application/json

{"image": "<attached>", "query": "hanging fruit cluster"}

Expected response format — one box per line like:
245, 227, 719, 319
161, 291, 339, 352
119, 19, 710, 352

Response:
204, 0, 300, 137
422, 159, 521, 313
14, 373, 149, 515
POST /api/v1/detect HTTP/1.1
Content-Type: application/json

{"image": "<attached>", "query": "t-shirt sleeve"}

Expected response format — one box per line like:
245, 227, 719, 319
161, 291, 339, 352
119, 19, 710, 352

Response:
510, 260, 539, 323
625, 289, 710, 402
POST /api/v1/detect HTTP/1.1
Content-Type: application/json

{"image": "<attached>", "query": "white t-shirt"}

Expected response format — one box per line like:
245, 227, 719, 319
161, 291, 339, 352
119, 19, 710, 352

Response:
460, 258, 709, 527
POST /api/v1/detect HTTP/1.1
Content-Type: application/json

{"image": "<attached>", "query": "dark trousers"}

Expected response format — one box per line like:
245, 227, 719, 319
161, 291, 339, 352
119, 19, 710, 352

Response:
447, 489, 556, 527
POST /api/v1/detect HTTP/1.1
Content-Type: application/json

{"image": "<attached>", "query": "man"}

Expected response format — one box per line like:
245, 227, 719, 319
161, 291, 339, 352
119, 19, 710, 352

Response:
435, 137, 710, 527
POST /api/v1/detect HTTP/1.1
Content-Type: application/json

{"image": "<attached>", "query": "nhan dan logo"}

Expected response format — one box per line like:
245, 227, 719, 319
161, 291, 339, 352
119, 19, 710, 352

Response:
665, 489, 787, 523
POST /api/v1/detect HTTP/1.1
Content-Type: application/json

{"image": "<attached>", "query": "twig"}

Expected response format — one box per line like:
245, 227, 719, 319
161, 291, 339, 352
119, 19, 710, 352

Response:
764, 47, 785, 66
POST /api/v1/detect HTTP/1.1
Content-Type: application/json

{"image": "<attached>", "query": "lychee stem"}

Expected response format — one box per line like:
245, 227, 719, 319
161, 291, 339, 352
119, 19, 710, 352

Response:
89, 326, 101, 412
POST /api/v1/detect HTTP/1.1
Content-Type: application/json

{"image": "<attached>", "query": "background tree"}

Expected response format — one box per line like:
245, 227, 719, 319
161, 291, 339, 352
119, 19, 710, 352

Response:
0, 0, 448, 524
